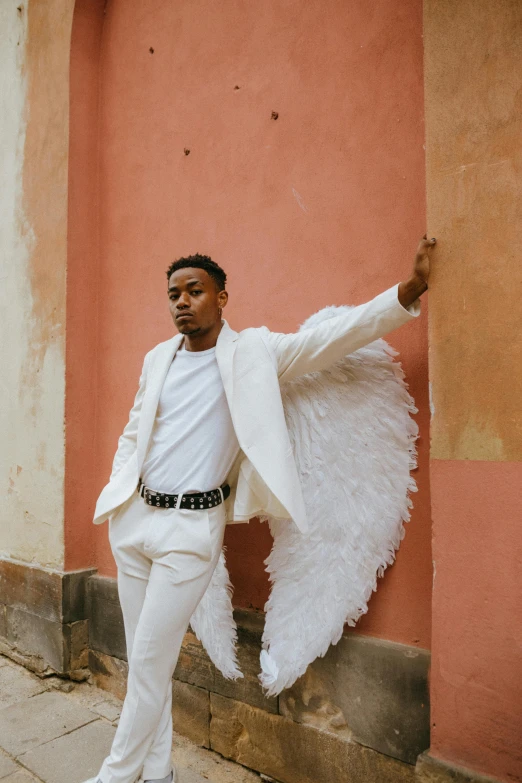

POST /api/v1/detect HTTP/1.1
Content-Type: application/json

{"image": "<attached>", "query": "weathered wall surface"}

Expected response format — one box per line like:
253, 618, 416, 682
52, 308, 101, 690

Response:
425, 0, 522, 463
71, 0, 432, 648
0, 0, 74, 570
64, 0, 105, 571
424, 1, 522, 781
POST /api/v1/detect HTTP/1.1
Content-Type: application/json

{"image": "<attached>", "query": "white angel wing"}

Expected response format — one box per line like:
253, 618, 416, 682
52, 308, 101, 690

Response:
259, 305, 419, 696
189, 548, 243, 680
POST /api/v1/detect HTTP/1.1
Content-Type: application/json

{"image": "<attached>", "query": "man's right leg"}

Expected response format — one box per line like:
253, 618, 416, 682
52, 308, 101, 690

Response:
101, 494, 175, 783
97, 557, 218, 783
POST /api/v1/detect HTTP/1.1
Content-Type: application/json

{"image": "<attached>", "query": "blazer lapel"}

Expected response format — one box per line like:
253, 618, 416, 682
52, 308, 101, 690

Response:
137, 321, 238, 471
137, 333, 183, 469
215, 319, 239, 411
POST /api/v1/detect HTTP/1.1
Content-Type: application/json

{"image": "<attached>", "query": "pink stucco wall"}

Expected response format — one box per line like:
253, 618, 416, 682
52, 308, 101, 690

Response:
67, 0, 431, 648
429, 460, 522, 781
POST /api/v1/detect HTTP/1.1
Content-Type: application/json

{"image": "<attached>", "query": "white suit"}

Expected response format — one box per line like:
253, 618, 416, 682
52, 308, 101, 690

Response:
95, 281, 420, 783
94, 282, 420, 535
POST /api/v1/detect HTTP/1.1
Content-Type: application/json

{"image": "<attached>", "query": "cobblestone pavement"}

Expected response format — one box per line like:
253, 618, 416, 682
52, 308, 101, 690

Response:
0, 654, 276, 783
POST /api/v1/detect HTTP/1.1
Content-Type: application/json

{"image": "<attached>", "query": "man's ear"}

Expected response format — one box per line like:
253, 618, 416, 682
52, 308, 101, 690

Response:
218, 290, 228, 309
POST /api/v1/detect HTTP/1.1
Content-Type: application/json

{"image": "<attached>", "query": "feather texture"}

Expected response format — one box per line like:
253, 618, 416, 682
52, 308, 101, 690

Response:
189, 547, 243, 680
190, 305, 418, 694
258, 305, 418, 694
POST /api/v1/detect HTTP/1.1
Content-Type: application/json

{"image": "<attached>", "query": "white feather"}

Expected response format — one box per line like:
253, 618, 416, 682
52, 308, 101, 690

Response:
189, 305, 418, 695
259, 305, 418, 695
189, 548, 243, 680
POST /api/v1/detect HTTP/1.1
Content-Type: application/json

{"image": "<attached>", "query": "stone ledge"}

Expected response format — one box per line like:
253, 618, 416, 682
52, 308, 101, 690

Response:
415, 753, 503, 783
0, 561, 95, 624
280, 632, 430, 765
0, 561, 95, 675
87, 575, 127, 660
86, 574, 430, 765
210, 691, 416, 783
89, 649, 128, 701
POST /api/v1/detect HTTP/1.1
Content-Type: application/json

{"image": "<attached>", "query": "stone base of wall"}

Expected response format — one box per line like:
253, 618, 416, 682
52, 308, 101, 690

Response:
87, 573, 431, 783
0, 562, 445, 782
0, 559, 95, 678
415, 753, 503, 783
89, 648, 416, 783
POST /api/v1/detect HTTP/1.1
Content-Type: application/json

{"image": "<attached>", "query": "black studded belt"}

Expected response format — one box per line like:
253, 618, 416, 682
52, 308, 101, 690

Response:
137, 480, 230, 510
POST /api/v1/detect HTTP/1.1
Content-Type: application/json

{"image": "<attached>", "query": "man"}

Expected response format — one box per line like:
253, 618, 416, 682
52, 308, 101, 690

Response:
88, 236, 436, 783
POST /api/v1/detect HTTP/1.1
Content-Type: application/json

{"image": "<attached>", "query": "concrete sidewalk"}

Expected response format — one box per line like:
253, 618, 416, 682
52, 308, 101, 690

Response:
0, 654, 274, 783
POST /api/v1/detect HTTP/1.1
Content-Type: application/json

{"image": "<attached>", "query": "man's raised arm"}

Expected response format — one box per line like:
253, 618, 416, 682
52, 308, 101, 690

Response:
264, 236, 436, 385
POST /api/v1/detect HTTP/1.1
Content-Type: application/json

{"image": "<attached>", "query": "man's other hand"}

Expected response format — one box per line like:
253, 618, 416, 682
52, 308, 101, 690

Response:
398, 235, 437, 309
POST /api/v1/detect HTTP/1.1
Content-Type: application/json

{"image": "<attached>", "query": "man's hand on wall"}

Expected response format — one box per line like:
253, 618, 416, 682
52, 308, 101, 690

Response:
398, 235, 437, 309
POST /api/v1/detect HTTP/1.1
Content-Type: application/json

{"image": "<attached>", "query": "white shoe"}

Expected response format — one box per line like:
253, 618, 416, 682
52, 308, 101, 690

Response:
140, 771, 175, 783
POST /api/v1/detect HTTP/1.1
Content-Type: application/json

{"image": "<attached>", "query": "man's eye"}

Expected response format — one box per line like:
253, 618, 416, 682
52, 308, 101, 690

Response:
191, 290, 202, 295
169, 295, 178, 301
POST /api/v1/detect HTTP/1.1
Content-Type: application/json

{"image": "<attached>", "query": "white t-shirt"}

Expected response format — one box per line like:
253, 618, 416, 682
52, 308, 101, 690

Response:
140, 344, 240, 494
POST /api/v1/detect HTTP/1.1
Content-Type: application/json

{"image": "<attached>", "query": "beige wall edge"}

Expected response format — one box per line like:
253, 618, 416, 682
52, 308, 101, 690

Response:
0, 0, 75, 568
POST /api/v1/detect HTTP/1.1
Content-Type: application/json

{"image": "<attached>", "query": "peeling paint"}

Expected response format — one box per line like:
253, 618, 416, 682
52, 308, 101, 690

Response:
291, 187, 308, 214
0, 0, 75, 569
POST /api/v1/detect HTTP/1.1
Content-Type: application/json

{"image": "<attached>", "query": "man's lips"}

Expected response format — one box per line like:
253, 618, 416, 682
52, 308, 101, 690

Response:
176, 312, 194, 321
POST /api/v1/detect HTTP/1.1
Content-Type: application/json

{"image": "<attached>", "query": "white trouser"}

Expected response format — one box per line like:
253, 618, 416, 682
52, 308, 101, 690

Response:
98, 490, 227, 783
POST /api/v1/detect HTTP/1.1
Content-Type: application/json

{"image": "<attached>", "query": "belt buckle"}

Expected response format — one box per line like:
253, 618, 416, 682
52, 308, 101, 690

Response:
144, 488, 157, 505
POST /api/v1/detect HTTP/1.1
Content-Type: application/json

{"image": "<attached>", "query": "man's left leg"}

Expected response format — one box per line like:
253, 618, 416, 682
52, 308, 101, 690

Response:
115, 569, 174, 783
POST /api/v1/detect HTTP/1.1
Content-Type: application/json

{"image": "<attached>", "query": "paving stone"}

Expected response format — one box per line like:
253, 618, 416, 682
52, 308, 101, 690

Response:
0, 657, 264, 783
0, 690, 97, 757
0, 656, 9, 669
171, 731, 261, 783
210, 692, 415, 783
0, 664, 47, 709
18, 719, 115, 783
415, 753, 499, 783
91, 699, 121, 722
65, 679, 112, 710
0, 751, 18, 780
177, 770, 214, 783
1, 772, 40, 783
55, 681, 76, 693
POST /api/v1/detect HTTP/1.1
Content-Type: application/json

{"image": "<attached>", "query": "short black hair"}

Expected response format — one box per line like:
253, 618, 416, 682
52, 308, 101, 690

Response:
166, 253, 227, 291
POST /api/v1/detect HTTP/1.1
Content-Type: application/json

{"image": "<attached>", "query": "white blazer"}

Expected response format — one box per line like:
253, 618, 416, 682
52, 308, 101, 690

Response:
93, 283, 420, 534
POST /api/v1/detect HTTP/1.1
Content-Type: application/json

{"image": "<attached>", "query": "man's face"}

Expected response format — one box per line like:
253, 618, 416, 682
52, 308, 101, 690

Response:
168, 267, 227, 336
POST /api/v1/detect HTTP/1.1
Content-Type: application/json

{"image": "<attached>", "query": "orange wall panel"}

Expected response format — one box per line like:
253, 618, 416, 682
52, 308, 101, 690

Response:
65, 0, 105, 571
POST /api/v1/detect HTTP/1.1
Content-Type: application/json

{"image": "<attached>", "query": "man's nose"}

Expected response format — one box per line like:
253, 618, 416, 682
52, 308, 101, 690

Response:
176, 293, 190, 308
